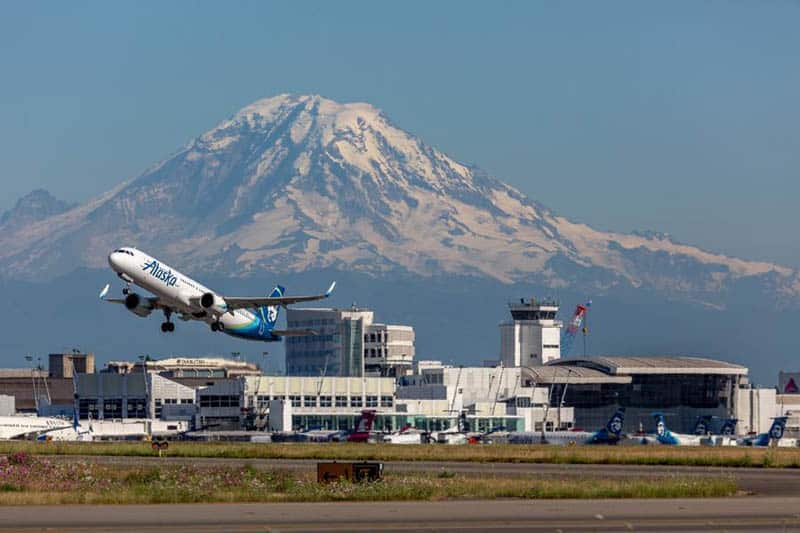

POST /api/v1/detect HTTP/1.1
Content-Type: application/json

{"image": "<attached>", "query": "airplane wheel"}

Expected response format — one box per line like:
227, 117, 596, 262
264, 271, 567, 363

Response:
161, 323, 168, 332
167, 322, 175, 332
211, 322, 219, 332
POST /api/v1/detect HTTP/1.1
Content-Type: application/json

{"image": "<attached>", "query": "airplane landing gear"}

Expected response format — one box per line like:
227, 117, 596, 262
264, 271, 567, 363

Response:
210, 321, 224, 332
161, 309, 175, 333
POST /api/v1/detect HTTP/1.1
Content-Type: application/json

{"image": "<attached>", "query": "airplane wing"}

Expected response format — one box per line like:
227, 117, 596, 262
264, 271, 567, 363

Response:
221, 282, 336, 311
270, 329, 319, 337
98, 284, 166, 311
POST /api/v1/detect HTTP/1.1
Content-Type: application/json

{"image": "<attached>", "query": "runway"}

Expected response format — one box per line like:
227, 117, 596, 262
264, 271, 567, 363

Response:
1, 497, 800, 532
49, 455, 800, 496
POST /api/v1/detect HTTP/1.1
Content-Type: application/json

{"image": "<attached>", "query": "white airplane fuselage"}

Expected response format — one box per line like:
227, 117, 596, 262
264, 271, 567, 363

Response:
108, 248, 276, 341
0, 416, 73, 440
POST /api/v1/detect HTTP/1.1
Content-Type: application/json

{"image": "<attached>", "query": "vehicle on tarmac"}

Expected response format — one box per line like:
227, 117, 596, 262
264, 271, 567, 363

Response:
101, 247, 334, 341
507, 407, 626, 445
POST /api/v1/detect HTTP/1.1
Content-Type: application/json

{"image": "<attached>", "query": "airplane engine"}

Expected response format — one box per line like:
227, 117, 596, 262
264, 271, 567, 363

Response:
200, 291, 226, 312
124, 292, 154, 317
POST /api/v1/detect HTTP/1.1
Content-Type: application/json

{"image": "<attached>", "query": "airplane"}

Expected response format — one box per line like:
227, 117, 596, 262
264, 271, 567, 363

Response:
270, 410, 377, 443
641, 413, 731, 446
738, 417, 792, 447
507, 407, 626, 445
101, 247, 335, 341
0, 402, 92, 441
0, 414, 73, 440
37, 408, 93, 442
347, 409, 378, 443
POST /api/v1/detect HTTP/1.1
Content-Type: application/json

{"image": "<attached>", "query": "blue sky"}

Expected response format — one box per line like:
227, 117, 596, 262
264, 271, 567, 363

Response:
2, 1, 799, 267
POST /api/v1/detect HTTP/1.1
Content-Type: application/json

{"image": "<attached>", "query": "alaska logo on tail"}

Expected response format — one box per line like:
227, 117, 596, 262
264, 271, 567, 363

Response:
753, 417, 787, 447
719, 418, 738, 436
588, 407, 626, 444
693, 415, 713, 436
260, 285, 285, 329
653, 413, 680, 445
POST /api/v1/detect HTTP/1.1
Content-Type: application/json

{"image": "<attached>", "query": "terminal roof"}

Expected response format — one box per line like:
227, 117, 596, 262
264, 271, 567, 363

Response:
549, 356, 748, 376
523, 365, 631, 385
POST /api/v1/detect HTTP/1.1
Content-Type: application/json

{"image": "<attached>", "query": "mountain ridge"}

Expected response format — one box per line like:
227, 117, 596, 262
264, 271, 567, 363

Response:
0, 94, 796, 308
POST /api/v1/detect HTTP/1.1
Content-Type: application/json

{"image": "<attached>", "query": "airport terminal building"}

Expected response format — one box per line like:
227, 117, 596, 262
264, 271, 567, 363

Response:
0, 297, 786, 438
541, 356, 764, 434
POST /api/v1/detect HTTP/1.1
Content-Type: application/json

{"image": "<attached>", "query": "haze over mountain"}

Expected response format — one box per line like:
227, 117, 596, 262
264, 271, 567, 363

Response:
0, 94, 797, 306
0, 94, 795, 383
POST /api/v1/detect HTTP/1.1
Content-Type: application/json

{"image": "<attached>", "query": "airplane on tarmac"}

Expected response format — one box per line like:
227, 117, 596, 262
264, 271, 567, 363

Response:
0, 405, 92, 441
738, 417, 792, 447
641, 413, 736, 446
507, 407, 626, 445
100, 247, 335, 341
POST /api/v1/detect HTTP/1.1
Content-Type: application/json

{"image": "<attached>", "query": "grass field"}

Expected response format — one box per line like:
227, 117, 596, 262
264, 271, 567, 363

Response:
0, 441, 799, 468
0, 452, 736, 504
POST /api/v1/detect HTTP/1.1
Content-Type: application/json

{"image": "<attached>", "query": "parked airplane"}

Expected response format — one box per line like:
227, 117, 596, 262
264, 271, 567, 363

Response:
693, 416, 737, 436
739, 417, 792, 447
641, 413, 731, 446
508, 407, 626, 445
101, 247, 335, 341
37, 409, 93, 442
270, 410, 377, 443
0, 407, 91, 441
347, 410, 378, 443
0, 415, 72, 440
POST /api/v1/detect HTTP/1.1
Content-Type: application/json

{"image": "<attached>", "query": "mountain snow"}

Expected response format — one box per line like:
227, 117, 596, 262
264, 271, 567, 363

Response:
0, 94, 797, 304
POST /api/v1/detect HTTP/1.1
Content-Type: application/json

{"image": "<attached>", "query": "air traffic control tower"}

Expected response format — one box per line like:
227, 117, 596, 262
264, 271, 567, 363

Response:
499, 298, 562, 367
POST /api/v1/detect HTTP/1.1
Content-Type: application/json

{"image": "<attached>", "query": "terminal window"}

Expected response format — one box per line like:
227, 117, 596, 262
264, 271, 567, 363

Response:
319, 396, 332, 407
290, 395, 301, 407
335, 396, 347, 407
303, 395, 317, 407
366, 395, 378, 407
351, 396, 363, 407
380, 396, 393, 407
257, 395, 271, 408
199, 395, 239, 408
104, 400, 122, 417
127, 400, 146, 418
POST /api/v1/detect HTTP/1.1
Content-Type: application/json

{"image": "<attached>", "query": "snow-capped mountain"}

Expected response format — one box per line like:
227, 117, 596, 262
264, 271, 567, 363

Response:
0, 94, 797, 305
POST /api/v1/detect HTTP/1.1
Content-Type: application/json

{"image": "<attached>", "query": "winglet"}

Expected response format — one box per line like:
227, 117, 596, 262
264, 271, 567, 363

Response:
99, 284, 110, 300
325, 281, 336, 297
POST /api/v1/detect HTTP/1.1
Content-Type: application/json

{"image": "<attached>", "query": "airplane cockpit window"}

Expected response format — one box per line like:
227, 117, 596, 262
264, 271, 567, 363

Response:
114, 249, 135, 256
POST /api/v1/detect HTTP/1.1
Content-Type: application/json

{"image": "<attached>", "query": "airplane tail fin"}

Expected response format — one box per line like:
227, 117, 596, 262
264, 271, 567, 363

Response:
720, 418, 738, 436
693, 415, 713, 435
355, 409, 377, 434
653, 412, 669, 438
260, 285, 285, 329
768, 416, 788, 441
605, 407, 626, 438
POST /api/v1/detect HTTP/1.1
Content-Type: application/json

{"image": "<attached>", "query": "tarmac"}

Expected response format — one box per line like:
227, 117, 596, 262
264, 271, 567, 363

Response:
1, 498, 800, 532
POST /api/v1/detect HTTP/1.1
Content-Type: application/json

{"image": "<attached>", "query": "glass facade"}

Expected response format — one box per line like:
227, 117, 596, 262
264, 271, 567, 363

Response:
290, 414, 523, 432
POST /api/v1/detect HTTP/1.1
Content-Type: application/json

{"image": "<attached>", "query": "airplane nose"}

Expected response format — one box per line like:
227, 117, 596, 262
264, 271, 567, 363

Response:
108, 252, 121, 271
